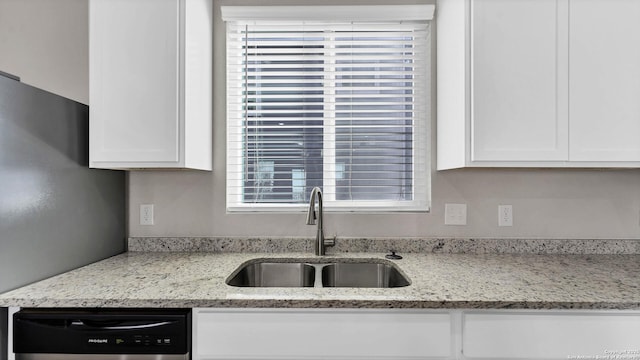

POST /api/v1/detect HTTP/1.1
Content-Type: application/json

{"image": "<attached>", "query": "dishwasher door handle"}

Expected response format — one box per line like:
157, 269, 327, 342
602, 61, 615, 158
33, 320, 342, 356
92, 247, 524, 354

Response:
70, 320, 174, 330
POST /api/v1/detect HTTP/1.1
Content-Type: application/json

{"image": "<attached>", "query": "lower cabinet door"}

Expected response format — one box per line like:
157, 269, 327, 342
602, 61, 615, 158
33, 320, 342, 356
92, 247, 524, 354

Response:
463, 312, 640, 359
194, 308, 452, 359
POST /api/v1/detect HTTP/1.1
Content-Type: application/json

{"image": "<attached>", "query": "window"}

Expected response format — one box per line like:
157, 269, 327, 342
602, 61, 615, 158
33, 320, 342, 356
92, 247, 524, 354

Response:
223, 5, 434, 212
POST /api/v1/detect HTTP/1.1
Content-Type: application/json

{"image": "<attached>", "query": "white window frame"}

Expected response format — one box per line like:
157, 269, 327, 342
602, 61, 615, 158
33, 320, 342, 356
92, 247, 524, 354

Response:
223, 5, 434, 213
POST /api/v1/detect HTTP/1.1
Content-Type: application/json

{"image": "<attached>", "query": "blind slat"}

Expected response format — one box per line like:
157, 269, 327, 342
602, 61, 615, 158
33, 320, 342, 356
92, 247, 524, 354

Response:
230, 86, 419, 92
232, 94, 410, 99
228, 63, 427, 69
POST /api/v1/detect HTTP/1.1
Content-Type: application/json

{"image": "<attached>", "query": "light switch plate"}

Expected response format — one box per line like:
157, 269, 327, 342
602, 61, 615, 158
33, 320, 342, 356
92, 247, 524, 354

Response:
445, 203, 467, 225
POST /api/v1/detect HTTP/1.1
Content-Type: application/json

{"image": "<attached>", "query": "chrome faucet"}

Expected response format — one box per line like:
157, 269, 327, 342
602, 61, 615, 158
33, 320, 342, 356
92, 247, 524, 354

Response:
306, 187, 334, 255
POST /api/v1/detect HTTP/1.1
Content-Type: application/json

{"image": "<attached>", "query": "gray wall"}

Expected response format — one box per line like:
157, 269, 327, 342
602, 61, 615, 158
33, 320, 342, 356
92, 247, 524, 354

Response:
128, 0, 640, 240
1, 0, 639, 241
0, 0, 88, 104
0, 75, 126, 294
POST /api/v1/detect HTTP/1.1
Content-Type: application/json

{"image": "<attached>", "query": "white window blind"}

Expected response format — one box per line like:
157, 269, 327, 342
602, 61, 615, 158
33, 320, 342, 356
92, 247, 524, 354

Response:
224, 6, 432, 212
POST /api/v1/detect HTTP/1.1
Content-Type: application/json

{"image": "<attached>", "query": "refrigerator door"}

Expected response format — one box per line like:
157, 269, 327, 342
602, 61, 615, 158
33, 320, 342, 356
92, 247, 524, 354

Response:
0, 74, 125, 294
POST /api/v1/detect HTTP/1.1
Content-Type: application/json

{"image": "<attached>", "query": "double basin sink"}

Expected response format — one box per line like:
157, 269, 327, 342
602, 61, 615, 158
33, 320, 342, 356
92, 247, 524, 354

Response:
226, 258, 410, 288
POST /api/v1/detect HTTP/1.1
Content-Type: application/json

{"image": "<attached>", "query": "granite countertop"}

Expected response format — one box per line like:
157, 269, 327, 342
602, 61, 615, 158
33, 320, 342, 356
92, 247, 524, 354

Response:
1, 250, 639, 309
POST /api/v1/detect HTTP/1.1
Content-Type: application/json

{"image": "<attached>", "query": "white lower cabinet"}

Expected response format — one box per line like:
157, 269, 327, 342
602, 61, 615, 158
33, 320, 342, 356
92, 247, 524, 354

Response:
193, 309, 640, 360
462, 311, 640, 359
193, 308, 453, 359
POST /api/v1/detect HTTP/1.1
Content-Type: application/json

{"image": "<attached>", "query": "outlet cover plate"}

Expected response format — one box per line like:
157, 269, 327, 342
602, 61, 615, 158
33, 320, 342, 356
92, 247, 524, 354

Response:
498, 205, 513, 227
140, 204, 154, 226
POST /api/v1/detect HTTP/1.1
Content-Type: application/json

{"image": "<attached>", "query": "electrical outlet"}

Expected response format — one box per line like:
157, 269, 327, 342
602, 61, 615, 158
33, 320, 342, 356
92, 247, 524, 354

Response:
140, 204, 154, 225
445, 203, 467, 225
498, 205, 513, 227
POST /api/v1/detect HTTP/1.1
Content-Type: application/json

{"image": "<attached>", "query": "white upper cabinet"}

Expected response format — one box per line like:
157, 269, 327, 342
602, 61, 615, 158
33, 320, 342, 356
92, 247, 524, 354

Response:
90, 0, 212, 170
437, 0, 640, 169
569, 0, 640, 162
472, 0, 568, 162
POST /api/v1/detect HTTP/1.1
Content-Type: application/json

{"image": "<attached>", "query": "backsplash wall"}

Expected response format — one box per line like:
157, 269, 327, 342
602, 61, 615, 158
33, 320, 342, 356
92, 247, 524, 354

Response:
128, 0, 640, 240
129, 167, 640, 239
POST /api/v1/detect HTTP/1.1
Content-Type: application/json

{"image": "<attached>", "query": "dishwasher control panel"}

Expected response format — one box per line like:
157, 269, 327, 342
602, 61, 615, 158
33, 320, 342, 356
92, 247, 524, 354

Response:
14, 309, 190, 355
85, 334, 174, 346
133, 335, 173, 345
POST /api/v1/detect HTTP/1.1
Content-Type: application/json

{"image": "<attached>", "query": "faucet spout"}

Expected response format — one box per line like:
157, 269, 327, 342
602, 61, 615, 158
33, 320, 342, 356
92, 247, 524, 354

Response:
306, 187, 333, 255
305, 189, 319, 226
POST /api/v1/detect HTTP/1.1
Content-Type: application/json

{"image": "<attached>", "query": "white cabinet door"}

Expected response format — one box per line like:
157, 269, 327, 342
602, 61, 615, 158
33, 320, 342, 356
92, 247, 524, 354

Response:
89, 0, 212, 170
471, 0, 569, 162
90, 0, 179, 163
194, 308, 452, 360
437, 0, 640, 169
569, 0, 640, 162
463, 312, 640, 359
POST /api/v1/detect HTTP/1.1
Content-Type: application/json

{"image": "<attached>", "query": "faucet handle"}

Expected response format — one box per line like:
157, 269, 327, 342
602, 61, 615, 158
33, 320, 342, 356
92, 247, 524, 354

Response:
385, 250, 402, 260
324, 234, 336, 247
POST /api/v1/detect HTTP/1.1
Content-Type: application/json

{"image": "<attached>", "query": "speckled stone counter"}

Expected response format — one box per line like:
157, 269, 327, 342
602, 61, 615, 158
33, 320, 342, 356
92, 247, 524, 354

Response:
128, 237, 640, 254
1, 251, 639, 309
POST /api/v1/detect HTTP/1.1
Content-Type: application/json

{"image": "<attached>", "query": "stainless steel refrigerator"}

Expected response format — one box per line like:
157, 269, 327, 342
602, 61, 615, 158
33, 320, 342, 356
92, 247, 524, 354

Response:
0, 73, 126, 356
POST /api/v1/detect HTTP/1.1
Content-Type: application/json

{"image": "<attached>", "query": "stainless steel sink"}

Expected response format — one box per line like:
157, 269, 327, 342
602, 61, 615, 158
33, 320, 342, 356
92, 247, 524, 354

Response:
321, 262, 411, 288
226, 259, 410, 288
226, 262, 315, 287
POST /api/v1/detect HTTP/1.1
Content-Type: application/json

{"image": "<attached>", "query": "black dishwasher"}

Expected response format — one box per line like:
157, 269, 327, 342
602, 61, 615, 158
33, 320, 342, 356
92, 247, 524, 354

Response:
13, 308, 191, 360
